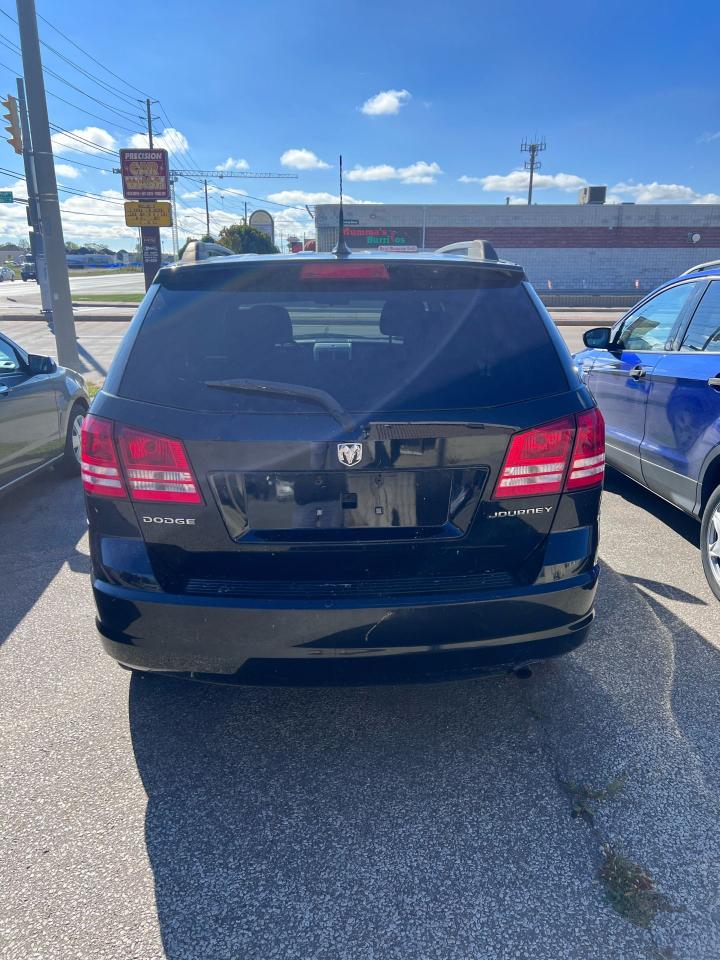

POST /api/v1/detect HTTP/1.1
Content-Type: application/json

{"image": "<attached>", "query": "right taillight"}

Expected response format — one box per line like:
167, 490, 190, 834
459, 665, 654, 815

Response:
494, 417, 575, 498
566, 408, 605, 490
81, 414, 126, 498
494, 409, 605, 499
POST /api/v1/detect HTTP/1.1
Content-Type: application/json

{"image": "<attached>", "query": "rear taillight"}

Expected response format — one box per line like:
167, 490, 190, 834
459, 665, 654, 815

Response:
494, 409, 604, 499
81, 415, 125, 498
81, 418, 201, 504
566, 408, 605, 490
116, 426, 201, 503
494, 417, 575, 498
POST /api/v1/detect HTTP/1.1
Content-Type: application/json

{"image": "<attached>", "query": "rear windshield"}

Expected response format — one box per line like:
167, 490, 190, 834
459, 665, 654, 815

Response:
119, 261, 568, 414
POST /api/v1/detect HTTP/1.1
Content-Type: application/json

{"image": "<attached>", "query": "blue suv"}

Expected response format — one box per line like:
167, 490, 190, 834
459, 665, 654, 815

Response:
575, 260, 720, 597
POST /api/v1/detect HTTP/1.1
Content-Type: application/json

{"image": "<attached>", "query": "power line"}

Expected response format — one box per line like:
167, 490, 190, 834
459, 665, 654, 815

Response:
35, 8, 151, 98
48, 123, 119, 156
0, 6, 144, 111
0, 29, 145, 130
45, 88, 145, 133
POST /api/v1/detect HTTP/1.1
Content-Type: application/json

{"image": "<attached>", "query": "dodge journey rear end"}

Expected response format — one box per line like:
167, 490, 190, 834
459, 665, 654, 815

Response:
83, 248, 603, 683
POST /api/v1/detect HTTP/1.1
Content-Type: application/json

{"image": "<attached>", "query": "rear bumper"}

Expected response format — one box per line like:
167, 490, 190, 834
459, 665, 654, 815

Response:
93, 566, 599, 684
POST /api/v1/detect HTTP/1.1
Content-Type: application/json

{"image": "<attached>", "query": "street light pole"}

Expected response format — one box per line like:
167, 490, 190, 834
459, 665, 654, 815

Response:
16, 0, 78, 370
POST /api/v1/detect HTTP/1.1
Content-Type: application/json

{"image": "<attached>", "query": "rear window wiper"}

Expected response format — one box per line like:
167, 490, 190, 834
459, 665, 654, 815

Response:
203, 378, 356, 432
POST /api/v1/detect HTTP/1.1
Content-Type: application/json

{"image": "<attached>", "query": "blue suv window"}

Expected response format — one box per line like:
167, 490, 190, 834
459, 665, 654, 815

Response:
681, 281, 720, 352
619, 282, 697, 351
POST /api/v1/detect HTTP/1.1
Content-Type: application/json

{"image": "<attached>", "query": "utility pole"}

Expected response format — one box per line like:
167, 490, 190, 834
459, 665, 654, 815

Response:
16, 0, 78, 370
145, 98, 153, 148
169, 177, 179, 259
15, 77, 50, 319
244, 201, 248, 225
204, 179, 210, 236
520, 138, 546, 205
138, 96, 160, 290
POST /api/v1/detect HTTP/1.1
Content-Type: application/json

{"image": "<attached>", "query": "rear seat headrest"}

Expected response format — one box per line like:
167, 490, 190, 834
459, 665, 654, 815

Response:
380, 300, 429, 340
229, 304, 295, 345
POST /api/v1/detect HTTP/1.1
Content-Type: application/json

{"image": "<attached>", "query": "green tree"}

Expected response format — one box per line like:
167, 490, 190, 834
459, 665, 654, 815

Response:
217, 223, 278, 255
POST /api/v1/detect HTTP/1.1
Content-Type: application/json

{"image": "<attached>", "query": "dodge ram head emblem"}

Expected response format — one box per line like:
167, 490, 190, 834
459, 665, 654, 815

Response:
337, 442, 363, 466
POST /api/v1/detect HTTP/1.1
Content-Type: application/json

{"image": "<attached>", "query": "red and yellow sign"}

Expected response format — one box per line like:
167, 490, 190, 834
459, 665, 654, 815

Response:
119, 148, 170, 200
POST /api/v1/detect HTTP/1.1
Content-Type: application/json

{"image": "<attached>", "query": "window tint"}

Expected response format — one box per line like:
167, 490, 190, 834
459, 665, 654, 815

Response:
0, 340, 19, 372
119, 262, 569, 414
620, 283, 697, 352
681, 281, 720, 351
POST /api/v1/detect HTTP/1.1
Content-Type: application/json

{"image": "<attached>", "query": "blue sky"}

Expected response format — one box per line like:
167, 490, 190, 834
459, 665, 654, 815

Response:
1, 0, 719, 248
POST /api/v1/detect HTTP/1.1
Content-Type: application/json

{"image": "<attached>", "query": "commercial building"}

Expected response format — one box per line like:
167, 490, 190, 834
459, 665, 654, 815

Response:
315, 201, 720, 293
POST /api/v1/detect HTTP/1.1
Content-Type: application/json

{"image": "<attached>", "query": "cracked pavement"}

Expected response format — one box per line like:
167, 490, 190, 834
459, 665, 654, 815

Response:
2, 467, 720, 959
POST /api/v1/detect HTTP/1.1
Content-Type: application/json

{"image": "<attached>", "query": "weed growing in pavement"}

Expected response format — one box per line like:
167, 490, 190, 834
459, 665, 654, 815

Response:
561, 774, 627, 824
598, 844, 679, 929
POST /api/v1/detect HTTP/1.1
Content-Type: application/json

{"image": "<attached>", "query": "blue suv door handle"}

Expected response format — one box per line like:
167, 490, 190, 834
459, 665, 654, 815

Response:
708, 377, 720, 390
629, 365, 647, 381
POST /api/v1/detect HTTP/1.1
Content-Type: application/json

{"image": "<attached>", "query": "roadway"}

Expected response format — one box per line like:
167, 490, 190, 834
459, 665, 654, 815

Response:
0, 271, 145, 304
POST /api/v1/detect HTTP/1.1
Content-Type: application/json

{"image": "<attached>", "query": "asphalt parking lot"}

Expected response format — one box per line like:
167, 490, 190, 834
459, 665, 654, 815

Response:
2, 458, 720, 959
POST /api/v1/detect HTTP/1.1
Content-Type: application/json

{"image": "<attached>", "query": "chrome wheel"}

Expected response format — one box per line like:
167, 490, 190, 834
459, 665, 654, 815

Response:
71, 412, 84, 464
706, 506, 720, 588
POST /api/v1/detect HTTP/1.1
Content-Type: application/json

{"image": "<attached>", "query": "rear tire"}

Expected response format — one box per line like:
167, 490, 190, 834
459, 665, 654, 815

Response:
58, 402, 87, 477
700, 484, 720, 601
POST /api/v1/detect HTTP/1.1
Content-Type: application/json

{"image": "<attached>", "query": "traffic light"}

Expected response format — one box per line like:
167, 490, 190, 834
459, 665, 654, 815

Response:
1, 94, 22, 155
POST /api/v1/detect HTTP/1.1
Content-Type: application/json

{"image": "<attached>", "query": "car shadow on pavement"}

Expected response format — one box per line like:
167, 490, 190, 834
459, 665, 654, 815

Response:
604, 468, 700, 548
129, 562, 720, 960
0, 471, 89, 647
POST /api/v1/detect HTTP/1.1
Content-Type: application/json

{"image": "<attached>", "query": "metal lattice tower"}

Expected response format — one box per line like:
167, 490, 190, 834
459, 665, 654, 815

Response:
520, 138, 546, 205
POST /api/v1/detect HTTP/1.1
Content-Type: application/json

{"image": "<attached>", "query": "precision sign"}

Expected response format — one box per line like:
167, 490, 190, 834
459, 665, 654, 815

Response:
119, 148, 170, 200
124, 201, 172, 228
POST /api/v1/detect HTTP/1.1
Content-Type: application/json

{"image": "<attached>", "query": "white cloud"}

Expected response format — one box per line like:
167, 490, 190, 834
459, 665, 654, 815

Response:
128, 127, 189, 153
280, 148, 331, 170
51, 126, 116, 155
698, 131, 720, 144
460, 170, 587, 193
360, 89, 411, 116
55, 163, 80, 180
266, 189, 378, 207
215, 156, 250, 170
346, 160, 442, 184
612, 180, 720, 204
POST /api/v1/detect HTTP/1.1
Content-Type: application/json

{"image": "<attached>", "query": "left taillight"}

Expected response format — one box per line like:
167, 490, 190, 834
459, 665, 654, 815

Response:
116, 426, 202, 503
81, 418, 202, 504
81, 414, 126, 498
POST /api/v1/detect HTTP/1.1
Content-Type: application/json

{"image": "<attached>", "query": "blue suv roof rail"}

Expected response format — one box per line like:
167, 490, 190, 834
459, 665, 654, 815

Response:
680, 259, 720, 276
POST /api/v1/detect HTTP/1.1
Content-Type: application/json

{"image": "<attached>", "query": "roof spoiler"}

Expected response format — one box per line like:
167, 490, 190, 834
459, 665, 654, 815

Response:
435, 239, 500, 261
680, 259, 720, 277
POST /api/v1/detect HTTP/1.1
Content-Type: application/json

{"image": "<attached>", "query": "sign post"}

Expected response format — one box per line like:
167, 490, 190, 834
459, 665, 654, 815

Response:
140, 226, 161, 291
119, 148, 169, 290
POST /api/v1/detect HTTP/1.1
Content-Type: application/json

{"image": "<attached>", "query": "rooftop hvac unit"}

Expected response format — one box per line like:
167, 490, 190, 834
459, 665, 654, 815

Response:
578, 185, 607, 205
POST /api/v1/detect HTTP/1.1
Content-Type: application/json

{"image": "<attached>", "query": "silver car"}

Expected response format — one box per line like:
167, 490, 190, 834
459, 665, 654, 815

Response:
0, 331, 89, 494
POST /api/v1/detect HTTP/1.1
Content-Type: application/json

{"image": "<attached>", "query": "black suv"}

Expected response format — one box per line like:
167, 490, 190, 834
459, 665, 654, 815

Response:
83, 246, 603, 684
